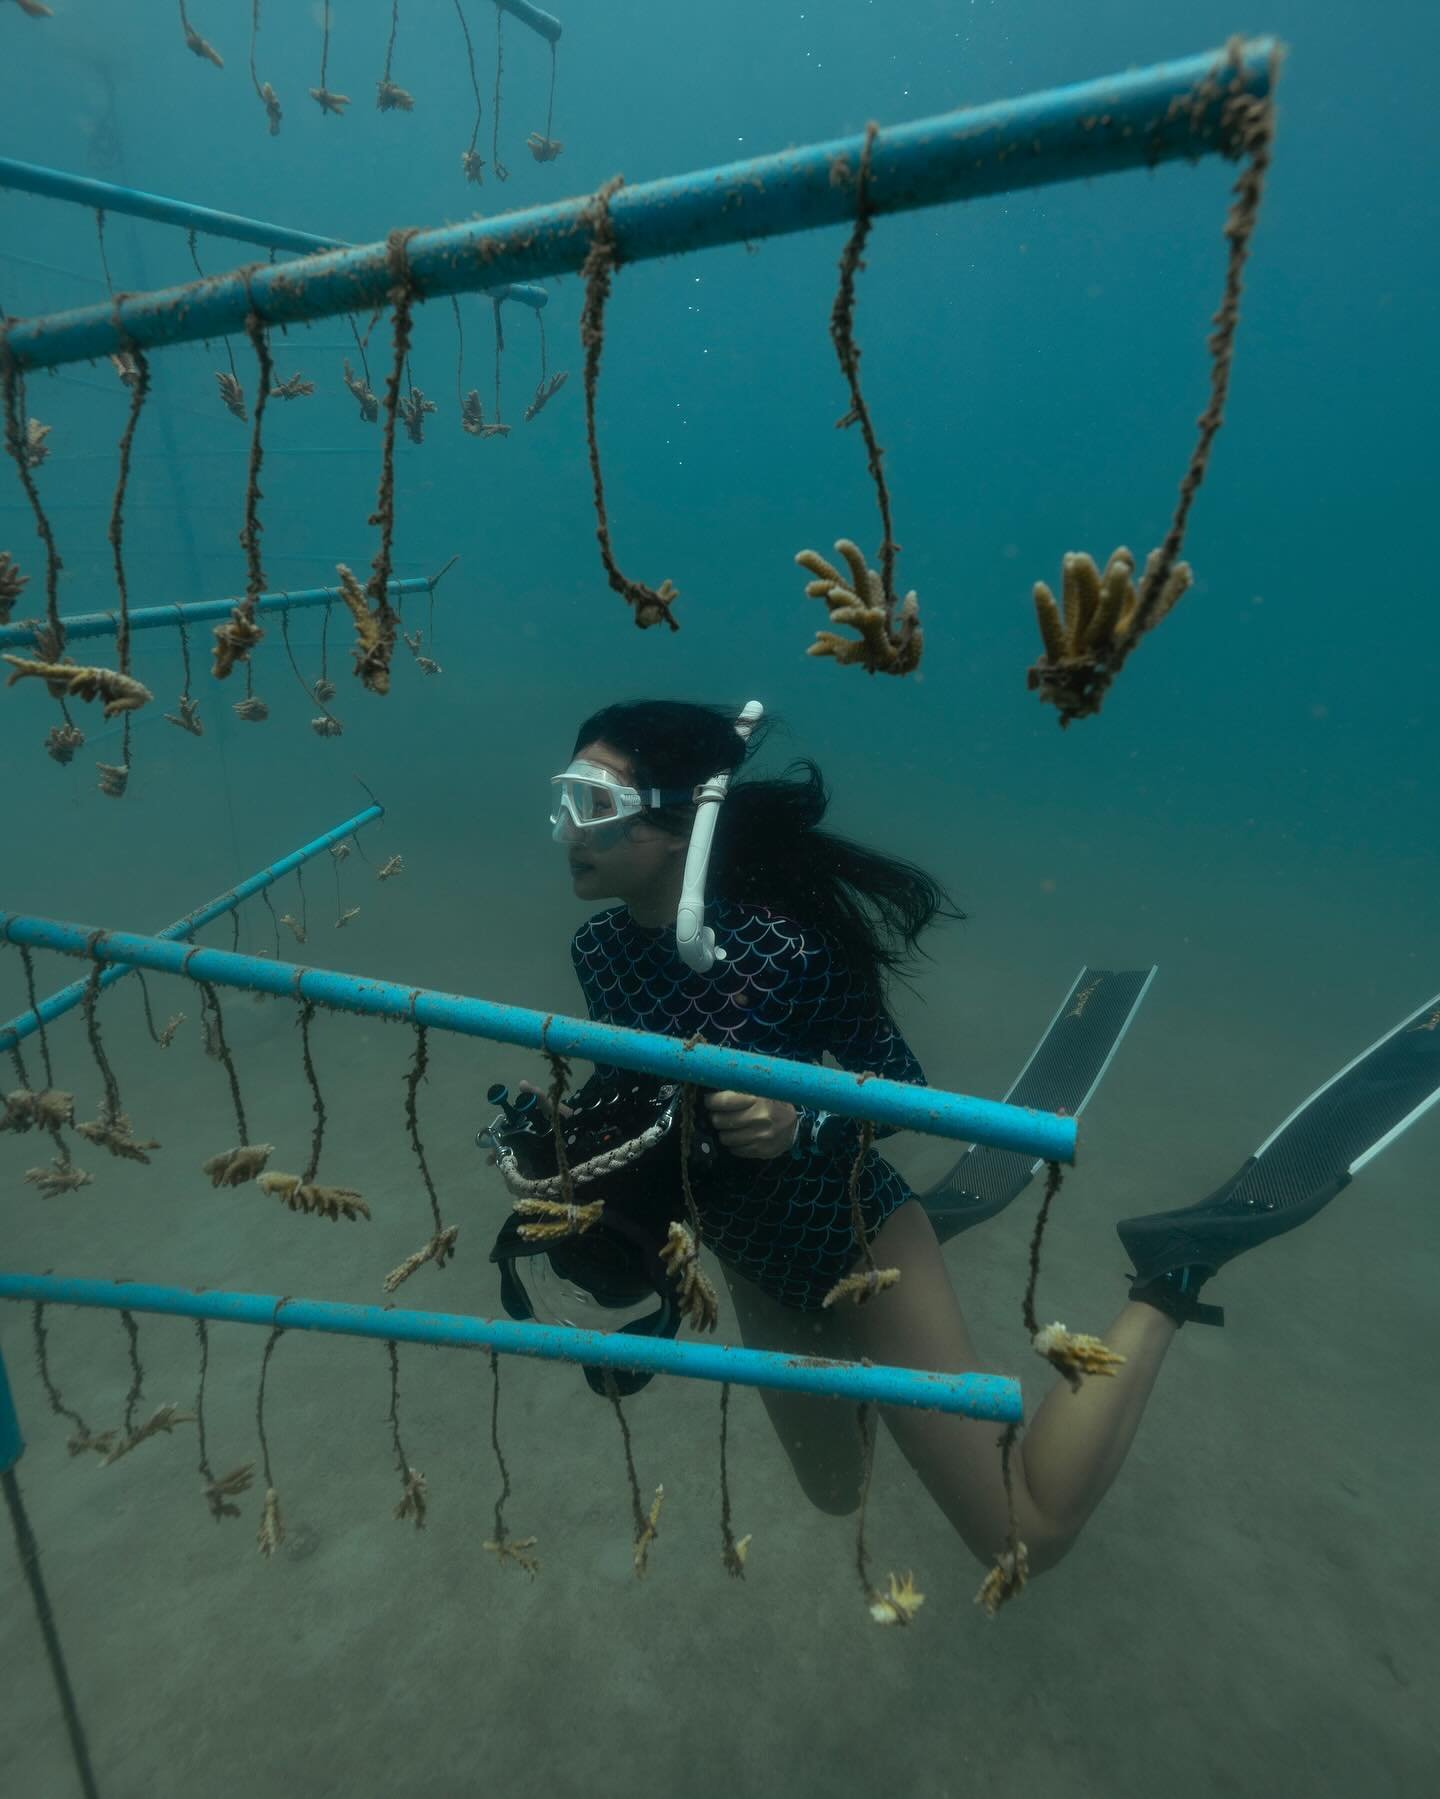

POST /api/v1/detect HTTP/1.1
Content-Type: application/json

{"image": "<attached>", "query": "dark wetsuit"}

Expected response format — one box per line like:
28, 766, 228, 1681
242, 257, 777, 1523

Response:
570, 899, 926, 1310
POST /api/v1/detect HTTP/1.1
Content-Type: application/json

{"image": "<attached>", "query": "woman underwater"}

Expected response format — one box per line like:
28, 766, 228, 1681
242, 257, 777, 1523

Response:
494, 698, 1438, 1581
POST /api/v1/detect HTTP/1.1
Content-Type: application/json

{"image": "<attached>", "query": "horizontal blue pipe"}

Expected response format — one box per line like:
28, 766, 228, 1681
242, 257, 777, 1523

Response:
0, 1275, 1022, 1421
0, 576, 432, 651
0, 806, 382, 1056
498, 0, 563, 44
0, 915, 1077, 1160
0, 41, 1276, 371
0, 157, 548, 310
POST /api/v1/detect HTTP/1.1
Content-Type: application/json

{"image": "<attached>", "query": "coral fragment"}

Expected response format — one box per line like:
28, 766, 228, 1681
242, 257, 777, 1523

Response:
202, 1143, 274, 1188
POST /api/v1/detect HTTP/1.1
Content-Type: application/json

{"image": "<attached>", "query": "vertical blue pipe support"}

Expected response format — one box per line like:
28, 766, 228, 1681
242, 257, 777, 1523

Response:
0, 576, 435, 652
0, 805, 383, 1057
0, 914, 1077, 1160
0, 42, 1276, 372
0, 1342, 22, 1474
0, 1276, 1022, 1421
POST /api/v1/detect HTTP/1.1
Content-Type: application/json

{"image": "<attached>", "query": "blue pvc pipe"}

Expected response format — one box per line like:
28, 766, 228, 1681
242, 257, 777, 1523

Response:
0, 1275, 1022, 1421
0, 806, 383, 1057
498, 0, 563, 44
0, 1343, 22, 1473
0, 914, 1077, 1160
0, 576, 432, 651
0, 156, 547, 315
0, 42, 1276, 372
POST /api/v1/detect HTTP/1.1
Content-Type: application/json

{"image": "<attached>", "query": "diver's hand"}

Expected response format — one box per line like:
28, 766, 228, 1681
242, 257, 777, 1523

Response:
703, 1090, 798, 1160
515, 1079, 573, 1122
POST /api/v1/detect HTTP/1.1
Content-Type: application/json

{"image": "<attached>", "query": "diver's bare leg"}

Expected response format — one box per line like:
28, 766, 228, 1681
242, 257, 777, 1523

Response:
845, 1200, 1178, 1572
720, 1263, 866, 1515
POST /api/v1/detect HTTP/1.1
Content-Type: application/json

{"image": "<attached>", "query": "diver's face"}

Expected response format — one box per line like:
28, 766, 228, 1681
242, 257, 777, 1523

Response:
562, 741, 688, 911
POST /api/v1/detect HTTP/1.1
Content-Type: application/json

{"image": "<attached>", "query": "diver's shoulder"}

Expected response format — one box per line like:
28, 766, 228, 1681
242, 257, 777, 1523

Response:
710, 899, 827, 959
571, 906, 631, 953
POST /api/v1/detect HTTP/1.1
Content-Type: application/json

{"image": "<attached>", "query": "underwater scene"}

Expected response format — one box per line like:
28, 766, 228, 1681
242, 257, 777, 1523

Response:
1, 2, 1436, 1795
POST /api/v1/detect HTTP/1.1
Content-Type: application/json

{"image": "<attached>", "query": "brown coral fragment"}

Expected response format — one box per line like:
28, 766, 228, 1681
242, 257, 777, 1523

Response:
0, 549, 28, 623
523, 370, 569, 423
525, 133, 563, 162
382, 1225, 460, 1294
202, 1142, 274, 1188
269, 372, 316, 400
179, 6, 223, 68
342, 359, 379, 423
796, 540, 922, 676
633, 1484, 664, 1578
232, 695, 270, 722
96, 762, 129, 799
822, 1264, 901, 1309
214, 370, 247, 420
513, 1195, 605, 1243
376, 78, 414, 112
976, 1542, 1029, 1617
1027, 546, 1192, 725
165, 694, 204, 735
204, 1463, 255, 1518
25, 1159, 92, 1197
23, 418, 51, 467
76, 1105, 159, 1163
376, 854, 404, 881
258, 1169, 370, 1222
44, 722, 85, 764
68, 1425, 118, 1458
257, 1485, 284, 1557
258, 83, 283, 135
334, 562, 394, 695
393, 1466, 428, 1526
335, 906, 361, 929
279, 912, 306, 944
868, 1569, 926, 1626
100, 1402, 197, 1465
399, 387, 437, 444
1, 1088, 74, 1133
2, 655, 152, 717
483, 1530, 539, 1576
211, 609, 264, 678
309, 85, 350, 116
461, 149, 485, 185
659, 1222, 719, 1333
1032, 1320, 1128, 1393
310, 714, 343, 737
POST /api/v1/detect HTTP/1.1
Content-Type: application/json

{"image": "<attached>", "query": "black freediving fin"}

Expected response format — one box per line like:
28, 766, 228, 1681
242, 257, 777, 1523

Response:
924, 965, 1156, 1245
1117, 990, 1440, 1322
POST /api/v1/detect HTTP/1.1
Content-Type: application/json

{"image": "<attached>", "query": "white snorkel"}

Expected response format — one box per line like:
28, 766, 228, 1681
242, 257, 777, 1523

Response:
674, 699, 764, 973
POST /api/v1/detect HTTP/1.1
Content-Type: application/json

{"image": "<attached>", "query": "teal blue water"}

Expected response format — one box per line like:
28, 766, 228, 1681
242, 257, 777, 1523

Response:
1, 5, 1436, 1797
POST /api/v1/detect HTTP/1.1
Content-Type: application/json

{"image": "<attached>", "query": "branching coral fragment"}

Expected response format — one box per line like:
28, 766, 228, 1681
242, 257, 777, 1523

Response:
211, 611, 264, 679
822, 1264, 901, 1309
483, 1532, 539, 1575
1032, 1320, 1128, 1392
376, 79, 414, 112
633, 1484, 664, 1578
868, 1569, 926, 1626
1, 1088, 74, 1133
334, 562, 394, 694
165, 694, 203, 735
2, 656, 152, 717
335, 906, 361, 929
310, 86, 350, 116
76, 1105, 158, 1163
461, 149, 485, 184
796, 541, 922, 675
523, 370, 569, 423
342, 359, 379, 423
202, 1143, 274, 1188
258, 1170, 370, 1222
525, 133, 562, 162
1028, 547, 1192, 724
399, 386, 437, 444
96, 762, 129, 799
214, 371, 246, 420
382, 1225, 459, 1294
269, 372, 315, 400
377, 854, 404, 881
976, 1543, 1029, 1617
100, 1402, 197, 1465
279, 913, 306, 944
44, 723, 85, 765
659, 1221, 719, 1332
24, 418, 51, 467
14, 0, 55, 18
0, 549, 28, 623
393, 1466, 427, 1525
179, 3, 223, 67
310, 714, 343, 737
25, 1159, 91, 1198
257, 1485, 284, 1556
204, 1463, 255, 1517
513, 1195, 605, 1242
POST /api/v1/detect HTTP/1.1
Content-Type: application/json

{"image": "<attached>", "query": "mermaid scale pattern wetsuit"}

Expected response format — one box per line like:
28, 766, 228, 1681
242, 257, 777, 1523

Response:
570, 898, 926, 1310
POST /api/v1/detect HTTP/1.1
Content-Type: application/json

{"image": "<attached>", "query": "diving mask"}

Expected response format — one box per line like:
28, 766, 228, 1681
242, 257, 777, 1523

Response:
549, 759, 693, 846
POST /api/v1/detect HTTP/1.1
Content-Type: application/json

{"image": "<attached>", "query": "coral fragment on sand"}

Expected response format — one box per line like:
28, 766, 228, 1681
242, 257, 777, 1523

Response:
165, 694, 203, 735
796, 540, 922, 675
0, 549, 28, 623
2, 655, 152, 717
25, 1159, 92, 1197
1028, 546, 1193, 725
1032, 1320, 1127, 1391
76, 1105, 159, 1163
342, 360, 379, 423
976, 1543, 1030, 1617
202, 1143, 274, 1188
376, 78, 414, 112
44, 723, 85, 764
214, 371, 247, 420
513, 1195, 605, 1243
100, 1403, 197, 1466
383, 1225, 460, 1293
868, 1570, 926, 1626
525, 133, 563, 162
270, 373, 315, 400
822, 1264, 900, 1309
393, 1466, 428, 1526
659, 1221, 719, 1333
258, 1170, 370, 1222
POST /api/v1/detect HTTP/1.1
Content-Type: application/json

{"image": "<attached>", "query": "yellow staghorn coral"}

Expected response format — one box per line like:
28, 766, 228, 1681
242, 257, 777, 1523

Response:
269, 372, 315, 400
180, 10, 223, 67
796, 540, 922, 675
377, 855, 404, 881
211, 609, 264, 678
214, 370, 246, 420
258, 1170, 370, 1222
164, 694, 203, 735
258, 82, 282, 135
201, 1143, 274, 1188
461, 149, 485, 184
1032, 1320, 1128, 1393
279, 912, 306, 944
335, 905, 361, 928
334, 562, 395, 695
659, 1222, 720, 1333
3, 656, 152, 717
1028, 546, 1193, 725
310, 715, 343, 738
868, 1570, 926, 1626
382, 1225, 459, 1294
25, 1158, 92, 1197
822, 1264, 900, 1309
975, 1542, 1030, 1617
95, 761, 129, 799
399, 387, 437, 444
76, 1105, 158, 1163
0, 549, 28, 623
514, 1195, 605, 1243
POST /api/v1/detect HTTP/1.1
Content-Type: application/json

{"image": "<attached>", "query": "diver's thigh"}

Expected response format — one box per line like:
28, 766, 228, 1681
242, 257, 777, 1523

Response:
721, 1262, 865, 1516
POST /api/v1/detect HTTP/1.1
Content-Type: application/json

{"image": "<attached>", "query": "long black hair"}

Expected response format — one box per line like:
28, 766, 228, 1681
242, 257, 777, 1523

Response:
572, 700, 963, 1003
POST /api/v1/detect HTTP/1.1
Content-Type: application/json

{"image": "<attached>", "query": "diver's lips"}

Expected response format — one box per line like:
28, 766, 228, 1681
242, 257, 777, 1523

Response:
568, 859, 595, 876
